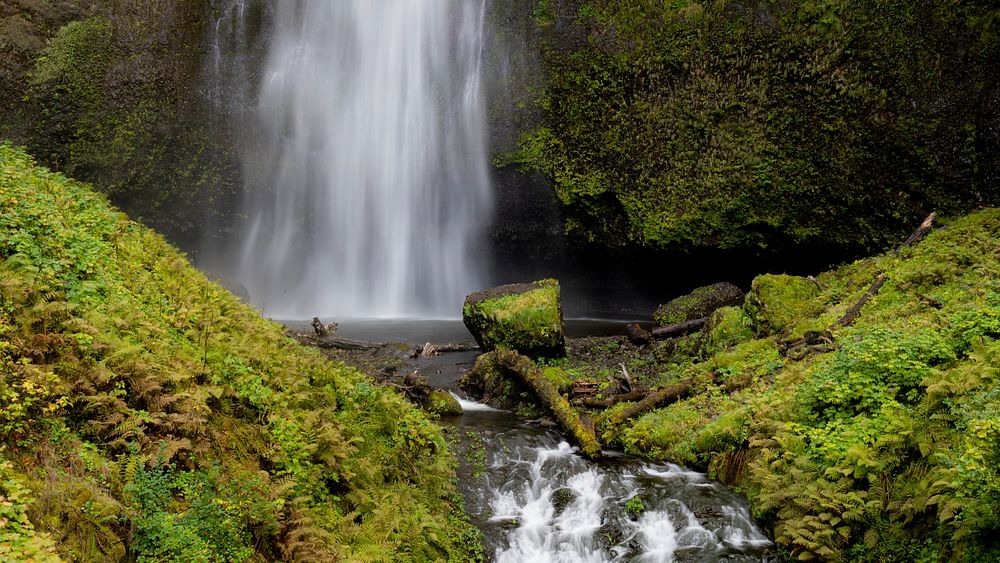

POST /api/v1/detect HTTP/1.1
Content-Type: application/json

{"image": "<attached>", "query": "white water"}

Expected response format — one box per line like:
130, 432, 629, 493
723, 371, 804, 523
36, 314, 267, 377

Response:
478, 436, 773, 562
236, 1, 493, 318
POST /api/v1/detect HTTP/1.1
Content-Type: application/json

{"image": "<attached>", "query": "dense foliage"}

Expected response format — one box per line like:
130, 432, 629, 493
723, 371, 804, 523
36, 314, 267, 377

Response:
588, 209, 1000, 560
508, 0, 1000, 253
0, 144, 483, 561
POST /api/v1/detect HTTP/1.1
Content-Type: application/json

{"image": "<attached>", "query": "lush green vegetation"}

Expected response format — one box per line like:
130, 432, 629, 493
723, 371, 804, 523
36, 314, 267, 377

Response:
507, 0, 1000, 254
581, 209, 1000, 560
0, 144, 482, 561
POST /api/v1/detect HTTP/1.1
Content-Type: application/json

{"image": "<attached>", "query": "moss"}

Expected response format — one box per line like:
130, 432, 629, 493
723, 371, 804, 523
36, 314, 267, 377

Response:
704, 306, 754, 355
541, 366, 572, 394
513, 1, 998, 254
463, 279, 565, 358
622, 401, 706, 465
744, 274, 823, 336
0, 145, 482, 561
426, 390, 463, 417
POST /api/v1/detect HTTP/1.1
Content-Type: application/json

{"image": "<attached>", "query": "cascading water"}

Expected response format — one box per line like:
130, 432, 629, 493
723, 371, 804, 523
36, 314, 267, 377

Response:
237, 0, 492, 318
448, 396, 775, 562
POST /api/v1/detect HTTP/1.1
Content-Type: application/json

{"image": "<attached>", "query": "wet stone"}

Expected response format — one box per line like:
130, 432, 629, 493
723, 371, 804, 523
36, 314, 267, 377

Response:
550, 487, 577, 516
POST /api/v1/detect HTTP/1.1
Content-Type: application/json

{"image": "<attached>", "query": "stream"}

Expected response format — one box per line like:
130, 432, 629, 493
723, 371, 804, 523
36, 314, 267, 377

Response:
315, 319, 777, 562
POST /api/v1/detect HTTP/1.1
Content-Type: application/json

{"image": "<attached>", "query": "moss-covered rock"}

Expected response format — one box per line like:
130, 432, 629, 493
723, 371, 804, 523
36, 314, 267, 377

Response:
425, 390, 463, 417
652, 282, 744, 326
463, 279, 565, 358
704, 306, 754, 355
744, 274, 823, 336
459, 352, 528, 409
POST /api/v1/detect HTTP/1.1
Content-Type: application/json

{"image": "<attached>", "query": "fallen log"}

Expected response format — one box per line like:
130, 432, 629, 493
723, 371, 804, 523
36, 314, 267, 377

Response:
834, 274, 887, 327
599, 379, 702, 428
493, 349, 603, 459
895, 212, 937, 255
292, 333, 385, 351
651, 318, 707, 339
598, 368, 760, 428
426, 342, 479, 354
573, 389, 646, 409
626, 318, 707, 345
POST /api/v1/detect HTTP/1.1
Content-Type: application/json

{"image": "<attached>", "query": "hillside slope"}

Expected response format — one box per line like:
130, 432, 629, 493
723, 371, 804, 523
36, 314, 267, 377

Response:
586, 209, 1000, 560
0, 143, 482, 561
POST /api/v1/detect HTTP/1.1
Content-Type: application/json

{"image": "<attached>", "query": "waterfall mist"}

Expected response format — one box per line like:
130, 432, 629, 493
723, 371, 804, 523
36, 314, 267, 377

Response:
235, 0, 493, 318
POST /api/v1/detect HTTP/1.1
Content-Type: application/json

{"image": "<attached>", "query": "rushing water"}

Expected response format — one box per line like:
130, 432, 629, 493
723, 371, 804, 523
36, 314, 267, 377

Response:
447, 397, 775, 562
234, 1, 492, 318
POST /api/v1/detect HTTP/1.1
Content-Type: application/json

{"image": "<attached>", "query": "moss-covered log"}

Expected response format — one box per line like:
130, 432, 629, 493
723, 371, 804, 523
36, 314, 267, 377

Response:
491, 349, 602, 459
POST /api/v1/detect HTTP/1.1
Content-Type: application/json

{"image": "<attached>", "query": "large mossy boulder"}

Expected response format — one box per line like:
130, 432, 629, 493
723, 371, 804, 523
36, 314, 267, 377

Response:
463, 279, 565, 358
744, 274, 823, 336
704, 306, 754, 355
653, 282, 745, 326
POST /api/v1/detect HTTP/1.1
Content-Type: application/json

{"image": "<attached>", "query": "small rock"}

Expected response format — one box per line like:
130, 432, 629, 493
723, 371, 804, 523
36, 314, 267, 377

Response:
550, 488, 577, 516
425, 389, 463, 417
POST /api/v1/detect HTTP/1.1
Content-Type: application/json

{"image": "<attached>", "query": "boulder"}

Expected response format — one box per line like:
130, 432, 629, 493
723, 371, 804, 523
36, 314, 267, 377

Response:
653, 282, 744, 326
463, 279, 565, 358
459, 352, 527, 409
704, 306, 754, 355
425, 390, 463, 417
744, 274, 823, 336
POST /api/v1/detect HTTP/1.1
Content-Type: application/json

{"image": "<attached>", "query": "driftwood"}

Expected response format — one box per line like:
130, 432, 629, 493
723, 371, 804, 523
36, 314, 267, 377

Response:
420, 342, 479, 356
626, 318, 707, 345
834, 274, 887, 327
895, 212, 937, 255
293, 333, 385, 351
492, 349, 602, 459
652, 318, 707, 339
571, 380, 601, 397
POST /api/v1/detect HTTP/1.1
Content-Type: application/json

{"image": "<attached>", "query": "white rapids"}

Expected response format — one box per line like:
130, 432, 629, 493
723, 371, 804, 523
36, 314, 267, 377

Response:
467, 430, 773, 562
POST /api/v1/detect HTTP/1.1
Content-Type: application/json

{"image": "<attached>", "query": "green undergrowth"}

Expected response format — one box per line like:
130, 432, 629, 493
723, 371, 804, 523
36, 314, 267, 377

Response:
0, 144, 483, 561
590, 209, 1000, 561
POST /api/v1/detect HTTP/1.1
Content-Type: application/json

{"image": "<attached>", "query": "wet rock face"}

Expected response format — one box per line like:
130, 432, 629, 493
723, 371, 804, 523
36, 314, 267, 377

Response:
463, 279, 566, 358
653, 282, 745, 326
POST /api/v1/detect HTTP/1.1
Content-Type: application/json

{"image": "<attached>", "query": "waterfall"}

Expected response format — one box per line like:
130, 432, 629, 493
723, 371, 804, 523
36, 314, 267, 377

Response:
236, 0, 493, 318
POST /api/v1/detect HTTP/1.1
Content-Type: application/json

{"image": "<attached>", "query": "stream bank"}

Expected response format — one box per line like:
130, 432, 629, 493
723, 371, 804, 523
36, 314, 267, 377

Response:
292, 318, 777, 561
